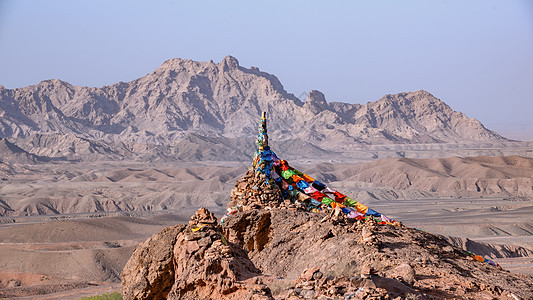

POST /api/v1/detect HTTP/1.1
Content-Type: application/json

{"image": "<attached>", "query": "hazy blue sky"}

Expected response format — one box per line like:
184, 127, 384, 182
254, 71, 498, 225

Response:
1, 0, 532, 140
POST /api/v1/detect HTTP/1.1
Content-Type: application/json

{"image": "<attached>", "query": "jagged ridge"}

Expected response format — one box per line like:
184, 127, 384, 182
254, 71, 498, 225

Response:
0, 56, 507, 150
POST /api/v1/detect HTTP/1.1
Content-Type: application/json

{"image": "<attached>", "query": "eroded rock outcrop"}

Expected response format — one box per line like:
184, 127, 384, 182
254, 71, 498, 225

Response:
122, 208, 273, 300
121, 224, 185, 299
122, 208, 533, 299
167, 208, 272, 299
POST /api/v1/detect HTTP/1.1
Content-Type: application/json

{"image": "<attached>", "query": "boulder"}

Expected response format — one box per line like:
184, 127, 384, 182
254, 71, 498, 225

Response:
121, 224, 185, 300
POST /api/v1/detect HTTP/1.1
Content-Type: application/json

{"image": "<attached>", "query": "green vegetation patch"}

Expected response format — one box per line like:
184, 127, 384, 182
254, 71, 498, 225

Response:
81, 292, 122, 300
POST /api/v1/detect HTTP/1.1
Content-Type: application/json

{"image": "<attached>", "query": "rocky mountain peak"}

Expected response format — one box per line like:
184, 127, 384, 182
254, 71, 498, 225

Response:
303, 90, 329, 114
408, 89, 432, 97
0, 56, 508, 145
156, 57, 198, 72
220, 55, 239, 71
414, 89, 432, 95
405, 90, 440, 103
25, 79, 70, 92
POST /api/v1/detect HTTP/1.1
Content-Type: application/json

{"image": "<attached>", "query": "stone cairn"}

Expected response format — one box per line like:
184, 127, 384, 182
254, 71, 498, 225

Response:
227, 112, 287, 212
284, 267, 390, 299
169, 207, 273, 299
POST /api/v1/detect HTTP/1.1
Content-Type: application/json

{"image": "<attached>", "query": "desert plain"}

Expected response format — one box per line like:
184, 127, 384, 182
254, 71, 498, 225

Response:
0, 141, 532, 298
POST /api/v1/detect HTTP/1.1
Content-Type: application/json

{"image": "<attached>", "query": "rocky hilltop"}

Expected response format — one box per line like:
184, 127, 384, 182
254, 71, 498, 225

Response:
0, 56, 506, 153
121, 208, 533, 299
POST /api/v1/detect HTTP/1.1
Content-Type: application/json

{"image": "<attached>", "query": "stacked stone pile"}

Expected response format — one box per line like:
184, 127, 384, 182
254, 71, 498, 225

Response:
227, 168, 309, 212
226, 112, 314, 214
282, 267, 390, 299
167, 208, 273, 299
224, 113, 400, 222
228, 168, 282, 210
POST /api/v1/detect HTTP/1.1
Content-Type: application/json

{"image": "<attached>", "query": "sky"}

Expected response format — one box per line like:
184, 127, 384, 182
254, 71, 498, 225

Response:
0, 0, 532, 140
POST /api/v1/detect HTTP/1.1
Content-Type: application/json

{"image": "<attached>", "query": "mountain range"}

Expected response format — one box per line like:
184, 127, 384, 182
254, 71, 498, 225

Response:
0, 55, 507, 159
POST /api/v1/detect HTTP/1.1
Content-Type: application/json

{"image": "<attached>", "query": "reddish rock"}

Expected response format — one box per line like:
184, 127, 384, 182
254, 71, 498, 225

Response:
390, 263, 415, 286
300, 268, 320, 281
169, 208, 272, 300
123, 208, 533, 300
121, 224, 185, 300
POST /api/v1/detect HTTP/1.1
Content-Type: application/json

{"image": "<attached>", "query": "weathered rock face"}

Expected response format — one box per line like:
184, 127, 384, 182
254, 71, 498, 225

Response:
0, 138, 51, 164
121, 224, 185, 300
122, 208, 533, 299
303, 90, 329, 114
167, 207, 272, 299
122, 208, 273, 300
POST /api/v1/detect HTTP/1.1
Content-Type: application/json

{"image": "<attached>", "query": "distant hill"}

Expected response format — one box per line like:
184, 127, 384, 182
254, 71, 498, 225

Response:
1, 155, 531, 217
307, 155, 533, 197
0, 56, 507, 154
